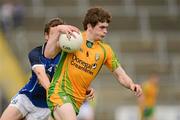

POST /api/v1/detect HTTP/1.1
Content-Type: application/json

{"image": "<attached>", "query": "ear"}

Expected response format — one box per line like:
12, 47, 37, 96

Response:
87, 23, 92, 29
44, 32, 48, 41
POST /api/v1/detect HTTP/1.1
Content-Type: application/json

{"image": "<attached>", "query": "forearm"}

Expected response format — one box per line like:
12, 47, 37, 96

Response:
37, 74, 50, 90
113, 67, 134, 90
44, 25, 79, 58
45, 40, 61, 58
44, 25, 62, 58
33, 66, 50, 90
113, 66, 143, 97
118, 73, 134, 90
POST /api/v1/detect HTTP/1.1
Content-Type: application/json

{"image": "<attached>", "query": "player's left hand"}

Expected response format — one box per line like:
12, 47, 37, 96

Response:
130, 84, 143, 97
86, 87, 95, 100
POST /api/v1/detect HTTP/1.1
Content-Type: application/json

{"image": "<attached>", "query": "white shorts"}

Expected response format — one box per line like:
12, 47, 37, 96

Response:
77, 102, 94, 120
10, 94, 50, 120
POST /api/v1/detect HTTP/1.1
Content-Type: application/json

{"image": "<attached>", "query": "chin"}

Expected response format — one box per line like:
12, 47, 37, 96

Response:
95, 35, 104, 40
96, 37, 102, 40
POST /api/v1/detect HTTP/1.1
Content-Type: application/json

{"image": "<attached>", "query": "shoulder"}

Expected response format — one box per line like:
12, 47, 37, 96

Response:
28, 46, 42, 58
98, 40, 109, 46
98, 41, 112, 50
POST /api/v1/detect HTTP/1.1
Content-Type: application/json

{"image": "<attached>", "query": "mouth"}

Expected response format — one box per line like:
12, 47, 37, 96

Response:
100, 34, 105, 38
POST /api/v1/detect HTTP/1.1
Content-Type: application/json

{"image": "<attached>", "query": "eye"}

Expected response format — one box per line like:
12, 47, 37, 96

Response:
100, 26, 105, 29
99, 26, 108, 30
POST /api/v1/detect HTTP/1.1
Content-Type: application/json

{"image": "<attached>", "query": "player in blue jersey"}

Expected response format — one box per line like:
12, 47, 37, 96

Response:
0, 18, 94, 120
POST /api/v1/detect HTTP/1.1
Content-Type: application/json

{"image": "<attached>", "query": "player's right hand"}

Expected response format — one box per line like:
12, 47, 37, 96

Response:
130, 84, 143, 97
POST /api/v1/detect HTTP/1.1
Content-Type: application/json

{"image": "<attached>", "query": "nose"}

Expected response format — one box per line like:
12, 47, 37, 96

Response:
104, 29, 108, 34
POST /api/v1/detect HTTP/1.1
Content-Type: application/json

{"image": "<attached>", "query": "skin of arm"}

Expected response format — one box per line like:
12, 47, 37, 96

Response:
33, 66, 50, 90
113, 66, 142, 97
44, 25, 80, 59
44, 26, 61, 59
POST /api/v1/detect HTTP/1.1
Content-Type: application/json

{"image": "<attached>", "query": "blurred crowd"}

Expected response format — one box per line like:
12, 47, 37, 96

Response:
0, 0, 25, 38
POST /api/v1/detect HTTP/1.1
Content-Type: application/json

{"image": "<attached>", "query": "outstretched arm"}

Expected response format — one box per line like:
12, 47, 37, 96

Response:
113, 66, 142, 97
44, 25, 79, 59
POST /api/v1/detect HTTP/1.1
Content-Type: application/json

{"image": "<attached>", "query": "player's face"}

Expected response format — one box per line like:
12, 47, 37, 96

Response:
91, 22, 109, 40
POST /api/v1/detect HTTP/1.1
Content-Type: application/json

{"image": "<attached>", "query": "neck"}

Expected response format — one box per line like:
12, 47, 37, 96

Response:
86, 30, 95, 42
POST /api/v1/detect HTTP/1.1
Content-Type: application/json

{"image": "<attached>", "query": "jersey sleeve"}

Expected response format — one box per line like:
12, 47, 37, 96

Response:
28, 47, 44, 70
104, 45, 120, 72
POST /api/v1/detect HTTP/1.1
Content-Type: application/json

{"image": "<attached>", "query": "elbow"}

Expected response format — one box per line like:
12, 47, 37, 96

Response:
44, 44, 60, 59
44, 52, 52, 59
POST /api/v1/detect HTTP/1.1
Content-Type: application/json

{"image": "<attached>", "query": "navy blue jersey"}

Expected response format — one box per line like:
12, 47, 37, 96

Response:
19, 44, 60, 108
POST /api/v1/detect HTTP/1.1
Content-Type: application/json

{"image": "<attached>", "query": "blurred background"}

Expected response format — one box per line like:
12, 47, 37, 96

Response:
0, 0, 180, 119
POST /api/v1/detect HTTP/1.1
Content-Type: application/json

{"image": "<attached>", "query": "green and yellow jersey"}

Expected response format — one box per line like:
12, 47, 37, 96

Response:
47, 32, 120, 114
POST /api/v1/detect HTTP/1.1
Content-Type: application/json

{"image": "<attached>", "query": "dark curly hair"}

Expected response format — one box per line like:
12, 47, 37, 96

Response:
83, 7, 112, 30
